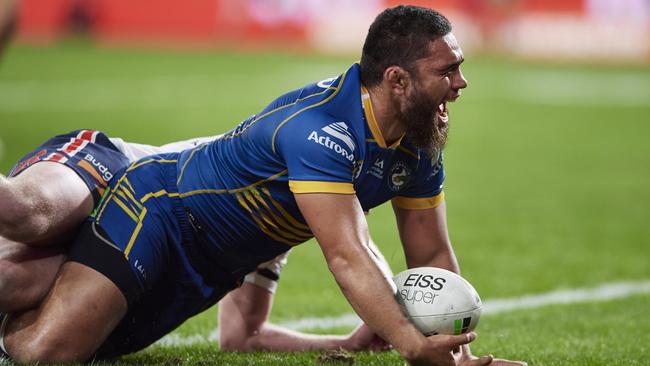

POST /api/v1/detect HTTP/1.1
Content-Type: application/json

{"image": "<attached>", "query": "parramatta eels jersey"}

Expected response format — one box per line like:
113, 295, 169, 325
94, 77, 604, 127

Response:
176, 63, 445, 277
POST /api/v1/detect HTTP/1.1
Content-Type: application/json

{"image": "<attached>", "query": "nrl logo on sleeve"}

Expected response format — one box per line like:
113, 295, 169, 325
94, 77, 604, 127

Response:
307, 122, 356, 162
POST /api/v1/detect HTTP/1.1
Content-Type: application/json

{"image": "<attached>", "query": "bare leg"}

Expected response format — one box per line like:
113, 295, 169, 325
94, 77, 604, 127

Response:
0, 162, 93, 244
3, 262, 127, 363
0, 236, 65, 312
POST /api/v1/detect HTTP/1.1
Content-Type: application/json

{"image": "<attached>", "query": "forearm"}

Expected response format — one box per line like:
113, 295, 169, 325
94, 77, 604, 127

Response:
228, 323, 349, 352
421, 246, 459, 273
295, 193, 424, 359
325, 246, 423, 358
395, 201, 460, 273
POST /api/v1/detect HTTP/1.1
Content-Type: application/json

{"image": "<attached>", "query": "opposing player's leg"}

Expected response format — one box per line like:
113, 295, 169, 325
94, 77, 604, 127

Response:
1, 261, 127, 363
0, 237, 65, 312
0, 162, 93, 244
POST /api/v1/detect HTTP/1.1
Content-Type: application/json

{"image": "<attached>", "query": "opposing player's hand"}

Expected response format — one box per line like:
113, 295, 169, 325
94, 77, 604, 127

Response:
458, 344, 528, 366
343, 324, 390, 352
407, 332, 485, 366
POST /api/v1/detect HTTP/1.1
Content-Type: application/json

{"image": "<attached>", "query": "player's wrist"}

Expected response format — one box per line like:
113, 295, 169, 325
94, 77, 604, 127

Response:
392, 327, 427, 361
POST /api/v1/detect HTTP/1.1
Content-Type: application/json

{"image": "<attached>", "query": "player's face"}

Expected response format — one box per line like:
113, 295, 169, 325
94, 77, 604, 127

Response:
401, 33, 468, 154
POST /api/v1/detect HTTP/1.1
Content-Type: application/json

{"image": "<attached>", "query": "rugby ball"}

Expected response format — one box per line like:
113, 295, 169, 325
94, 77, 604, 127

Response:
393, 267, 482, 336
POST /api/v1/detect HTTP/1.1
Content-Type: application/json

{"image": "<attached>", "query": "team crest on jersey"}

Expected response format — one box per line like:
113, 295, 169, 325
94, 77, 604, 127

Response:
388, 161, 412, 191
307, 122, 356, 162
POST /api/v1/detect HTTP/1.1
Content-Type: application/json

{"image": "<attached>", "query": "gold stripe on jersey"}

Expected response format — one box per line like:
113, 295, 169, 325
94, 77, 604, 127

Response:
117, 184, 143, 211
141, 189, 180, 204
123, 189, 181, 258
127, 158, 178, 172
112, 194, 139, 223
177, 144, 209, 185
114, 187, 141, 216
392, 192, 445, 210
250, 189, 312, 239
235, 193, 300, 246
124, 207, 148, 258
289, 181, 355, 194
260, 187, 311, 231
225, 86, 338, 141
397, 146, 419, 159
179, 169, 289, 198
271, 71, 348, 154
242, 191, 309, 242
96, 173, 131, 221
97, 158, 178, 220
361, 85, 404, 149
122, 177, 136, 197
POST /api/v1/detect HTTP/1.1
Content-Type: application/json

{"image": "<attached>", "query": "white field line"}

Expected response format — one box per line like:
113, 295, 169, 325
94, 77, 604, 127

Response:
154, 280, 650, 347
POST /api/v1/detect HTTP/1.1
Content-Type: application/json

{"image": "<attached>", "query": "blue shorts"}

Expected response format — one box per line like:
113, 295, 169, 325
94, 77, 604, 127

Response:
9, 130, 130, 204
67, 155, 241, 358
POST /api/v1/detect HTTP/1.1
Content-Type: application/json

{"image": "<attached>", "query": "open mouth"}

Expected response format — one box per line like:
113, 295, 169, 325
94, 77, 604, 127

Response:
437, 102, 449, 127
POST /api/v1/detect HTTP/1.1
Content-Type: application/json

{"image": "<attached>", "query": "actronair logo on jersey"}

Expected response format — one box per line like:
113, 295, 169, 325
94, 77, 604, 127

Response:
307, 122, 356, 162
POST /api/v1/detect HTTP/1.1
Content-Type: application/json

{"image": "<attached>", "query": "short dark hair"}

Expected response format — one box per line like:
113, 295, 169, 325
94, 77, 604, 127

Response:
360, 5, 452, 87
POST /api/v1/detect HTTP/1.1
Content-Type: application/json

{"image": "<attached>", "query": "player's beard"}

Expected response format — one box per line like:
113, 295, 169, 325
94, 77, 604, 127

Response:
402, 89, 449, 156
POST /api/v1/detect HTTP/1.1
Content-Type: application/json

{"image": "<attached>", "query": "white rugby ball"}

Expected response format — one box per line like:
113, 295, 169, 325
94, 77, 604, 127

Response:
393, 267, 482, 336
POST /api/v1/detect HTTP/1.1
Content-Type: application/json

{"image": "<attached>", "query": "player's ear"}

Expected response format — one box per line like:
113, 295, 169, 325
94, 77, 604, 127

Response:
383, 66, 410, 97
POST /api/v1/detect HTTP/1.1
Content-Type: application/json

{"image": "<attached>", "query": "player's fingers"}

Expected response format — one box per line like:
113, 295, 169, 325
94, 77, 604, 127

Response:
440, 332, 477, 348
461, 354, 494, 366
491, 360, 527, 366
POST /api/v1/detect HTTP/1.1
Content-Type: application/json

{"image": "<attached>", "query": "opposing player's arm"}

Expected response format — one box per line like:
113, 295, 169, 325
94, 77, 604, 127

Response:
393, 198, 459, 273
218, 251, 388, 352
219, 283, 384, 352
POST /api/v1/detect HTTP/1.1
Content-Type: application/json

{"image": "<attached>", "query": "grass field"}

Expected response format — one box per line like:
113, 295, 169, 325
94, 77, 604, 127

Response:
1, 42, 649, 365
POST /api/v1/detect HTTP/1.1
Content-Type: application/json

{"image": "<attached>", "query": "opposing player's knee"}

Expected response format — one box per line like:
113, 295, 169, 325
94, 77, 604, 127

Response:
0, 181, 49, 241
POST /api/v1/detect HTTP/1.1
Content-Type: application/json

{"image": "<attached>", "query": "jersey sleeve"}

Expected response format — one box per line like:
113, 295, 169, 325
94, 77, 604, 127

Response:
392, 150, 446, 210
275, 115, 359, 194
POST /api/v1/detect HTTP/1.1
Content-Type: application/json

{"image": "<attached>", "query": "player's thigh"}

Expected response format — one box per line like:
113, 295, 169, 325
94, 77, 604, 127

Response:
10, 162, 93, 241
4, 261, 127, 363
0, 236, 65, 312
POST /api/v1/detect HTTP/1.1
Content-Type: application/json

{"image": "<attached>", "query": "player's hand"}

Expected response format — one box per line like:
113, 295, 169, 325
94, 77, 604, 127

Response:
458, 344, 528, 366
343, 324, 391, 352
407, 332, 483, 366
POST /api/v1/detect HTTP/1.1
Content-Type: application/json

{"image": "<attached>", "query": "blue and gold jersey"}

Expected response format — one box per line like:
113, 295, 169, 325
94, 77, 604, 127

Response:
175, 63, 445, 276
86, 64, 447, 355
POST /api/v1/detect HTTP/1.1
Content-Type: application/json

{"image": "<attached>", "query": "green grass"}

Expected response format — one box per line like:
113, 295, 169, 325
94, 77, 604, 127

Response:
1, 42, 649, 365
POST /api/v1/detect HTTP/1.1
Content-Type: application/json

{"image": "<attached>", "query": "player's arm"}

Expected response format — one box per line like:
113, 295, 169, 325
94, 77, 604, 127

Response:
218, 282, 385, 352
392, 199, 459, 273
295, 193, 477, 365
394, 199, 528, 366
218, 247, 389, 352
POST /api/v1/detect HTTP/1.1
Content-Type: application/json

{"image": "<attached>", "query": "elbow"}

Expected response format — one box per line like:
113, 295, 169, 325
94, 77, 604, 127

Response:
219, 336, 251, 352
219, 318, 265, 352
325, 253, 354, 278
